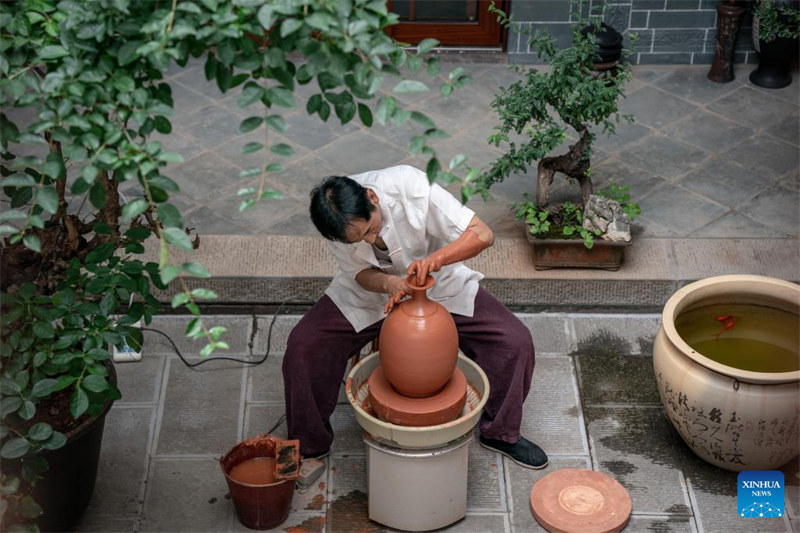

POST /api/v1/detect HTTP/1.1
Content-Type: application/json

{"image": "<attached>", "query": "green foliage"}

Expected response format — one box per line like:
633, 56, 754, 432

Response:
476, 0, 634, 199
754, 0, 800, 42
513, 184, 640, 249
0, 0, 473, 528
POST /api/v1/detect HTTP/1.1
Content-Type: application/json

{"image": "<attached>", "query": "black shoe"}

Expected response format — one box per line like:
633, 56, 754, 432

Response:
479, 436, 548, 470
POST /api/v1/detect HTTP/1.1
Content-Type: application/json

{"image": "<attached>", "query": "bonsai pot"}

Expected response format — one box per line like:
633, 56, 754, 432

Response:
653, 275, 800, 471
750, 35, 796, 88
526, 231, 630, 271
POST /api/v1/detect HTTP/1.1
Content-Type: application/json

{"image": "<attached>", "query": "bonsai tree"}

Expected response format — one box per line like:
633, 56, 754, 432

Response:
476, 1, 635, 215
0, 0, 472, 529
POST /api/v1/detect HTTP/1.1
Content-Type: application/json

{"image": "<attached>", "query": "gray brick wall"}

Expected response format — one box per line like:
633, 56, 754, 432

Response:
508, 0, 757, 65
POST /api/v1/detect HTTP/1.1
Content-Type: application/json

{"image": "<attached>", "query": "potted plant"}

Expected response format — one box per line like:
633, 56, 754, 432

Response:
475, 1, 638, 270
0, 1, 471, 530
750, 0, 800, 88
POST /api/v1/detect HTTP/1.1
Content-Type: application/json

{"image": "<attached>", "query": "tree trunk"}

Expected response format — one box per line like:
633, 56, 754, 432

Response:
535, 127, 593, 209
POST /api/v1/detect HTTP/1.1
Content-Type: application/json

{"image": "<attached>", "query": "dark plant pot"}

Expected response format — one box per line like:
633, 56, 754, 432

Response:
33, 364, 117, 532
750, 36, 796, 88
580, 23, 623, 64
526, 232, 630, 271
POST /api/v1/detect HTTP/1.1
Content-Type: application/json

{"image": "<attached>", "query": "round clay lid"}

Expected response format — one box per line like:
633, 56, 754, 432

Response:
530, 469, 631, 533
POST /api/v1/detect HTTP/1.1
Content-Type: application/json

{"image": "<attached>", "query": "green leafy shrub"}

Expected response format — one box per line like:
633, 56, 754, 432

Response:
514, 184, 640, 249
0, 0, 473, 528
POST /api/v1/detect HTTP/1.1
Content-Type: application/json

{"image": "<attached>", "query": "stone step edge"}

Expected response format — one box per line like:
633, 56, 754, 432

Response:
146, 235, 799, 308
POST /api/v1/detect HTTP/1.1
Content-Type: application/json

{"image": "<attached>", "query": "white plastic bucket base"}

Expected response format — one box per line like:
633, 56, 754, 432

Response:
365, 433, 472, 531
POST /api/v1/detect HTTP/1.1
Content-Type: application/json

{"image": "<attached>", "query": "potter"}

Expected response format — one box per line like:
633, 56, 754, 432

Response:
282, 164, 548, 469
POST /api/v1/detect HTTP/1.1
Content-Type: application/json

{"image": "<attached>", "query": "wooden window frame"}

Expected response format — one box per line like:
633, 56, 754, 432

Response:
386, 0, 508, 48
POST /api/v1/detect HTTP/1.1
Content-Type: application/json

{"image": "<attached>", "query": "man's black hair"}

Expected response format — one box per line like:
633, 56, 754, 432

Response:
309, 176, 375, 242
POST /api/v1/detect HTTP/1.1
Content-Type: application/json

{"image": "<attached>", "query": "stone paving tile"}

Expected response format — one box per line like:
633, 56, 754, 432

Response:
638, 183, 729, 235
683, 457, 789, 532
592, 121, 655, 155
174, 105, 247, 151
662, 110, 754, 154
675, 157, 773, 208
278, 108, 361, 151
213, 128, 307, 173
142, 315, 253, 356
270, 153, 340, 201
76, 407, 153, 532
326, 455, 372, 531
723, 135, 800, 182
246, 353, 285, 403
115, 354, 165, 405
651, 67, 744, 105
619, 86, 699, 129
314, 130, 407, 176
253, 315, 301, 356
767, 115, 800, 147
171, 66, 228, 101
707, 85, 797, 129
589, 157, 668, 202
623, 516, 695, 531
779, 169, 800, 192
467, 428, 505, 511
517, 314, 572, 353
331, 404, 366, 456
156, 359, 244, 455
572, 314, 661, 355
621, 134, 709, 180
151, 130, 206, 162
522, 356, 588, 456
576, 352, 662, 406
413, 82, 494, 134
691, 212, 793, 239
737, 185, 800, 237
202, 188, 305, 234
167, 152, 244, 201
169, 79, 217, 113
139, 458, 233, 532
242, 404, 288, 441
584, 406, 695, 515
507, 457, 591, 531
183, 206, 252, 235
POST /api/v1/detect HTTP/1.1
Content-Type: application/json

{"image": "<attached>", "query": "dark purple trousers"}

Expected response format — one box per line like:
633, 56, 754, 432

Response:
282, 287, 535, 456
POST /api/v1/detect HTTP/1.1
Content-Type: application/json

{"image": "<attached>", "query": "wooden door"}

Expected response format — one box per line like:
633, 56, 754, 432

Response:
386, 0, 506, 48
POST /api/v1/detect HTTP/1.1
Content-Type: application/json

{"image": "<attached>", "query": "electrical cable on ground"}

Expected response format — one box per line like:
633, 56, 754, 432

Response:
140, 298, 310, 368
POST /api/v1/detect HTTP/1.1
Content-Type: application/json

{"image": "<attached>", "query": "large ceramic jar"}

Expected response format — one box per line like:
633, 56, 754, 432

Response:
379, 275, 458, 398
653, 275, 800, 472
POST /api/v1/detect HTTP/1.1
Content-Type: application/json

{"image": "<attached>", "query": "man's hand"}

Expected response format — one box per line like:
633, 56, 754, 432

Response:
383, 276, 411, 313
407, 255, 445, 287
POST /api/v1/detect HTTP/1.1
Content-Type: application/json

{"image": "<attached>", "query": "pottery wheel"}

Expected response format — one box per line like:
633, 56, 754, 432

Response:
530, 469, 631, 533
367, 365, 467, 427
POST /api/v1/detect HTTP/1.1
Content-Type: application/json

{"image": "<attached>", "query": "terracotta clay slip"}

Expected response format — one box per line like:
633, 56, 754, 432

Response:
530, 469, 632, 533
367, 365, 468, 426
379, 274, 459, 398
220, 434, 299, 530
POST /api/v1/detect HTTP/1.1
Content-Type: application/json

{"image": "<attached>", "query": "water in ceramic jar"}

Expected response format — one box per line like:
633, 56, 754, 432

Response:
675, 303, 799, 373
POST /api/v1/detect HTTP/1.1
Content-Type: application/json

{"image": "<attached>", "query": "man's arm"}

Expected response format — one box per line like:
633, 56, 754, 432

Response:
355, 268, 410, 313
407, 215, 494, 285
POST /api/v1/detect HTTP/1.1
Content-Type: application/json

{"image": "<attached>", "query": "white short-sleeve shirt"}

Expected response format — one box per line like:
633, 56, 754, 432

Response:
325, 165, 483, 332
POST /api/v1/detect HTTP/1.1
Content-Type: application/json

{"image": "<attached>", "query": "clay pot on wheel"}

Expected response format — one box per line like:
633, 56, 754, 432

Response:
379, 274, 458, 397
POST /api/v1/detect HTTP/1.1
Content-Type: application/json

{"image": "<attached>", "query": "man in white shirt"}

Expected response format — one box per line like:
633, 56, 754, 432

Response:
283, 165, 547, 469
